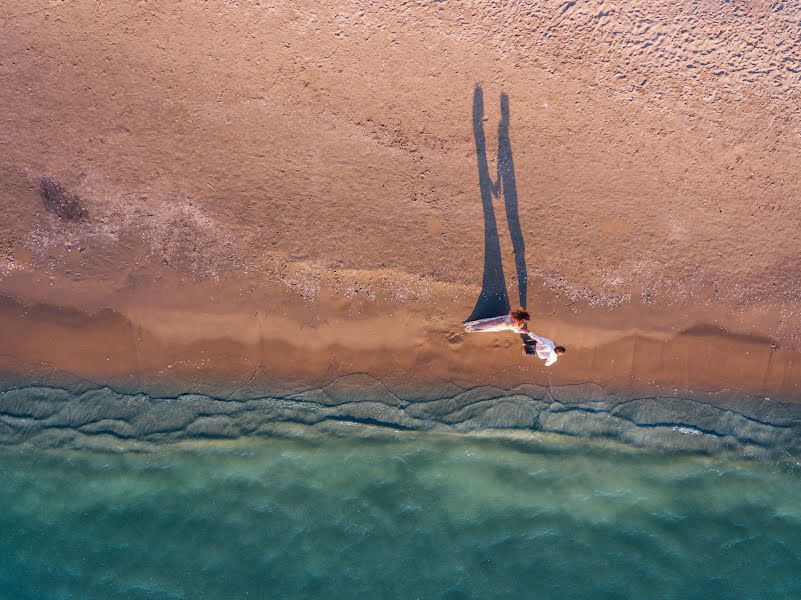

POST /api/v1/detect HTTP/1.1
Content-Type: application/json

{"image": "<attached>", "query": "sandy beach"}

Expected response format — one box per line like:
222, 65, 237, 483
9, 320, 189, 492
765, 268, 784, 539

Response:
2, 0, 801, 449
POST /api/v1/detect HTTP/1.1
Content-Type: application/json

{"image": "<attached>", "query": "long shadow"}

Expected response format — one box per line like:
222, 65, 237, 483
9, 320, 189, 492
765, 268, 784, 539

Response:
497, 93, 527, 309
466, 85, 528, 322
466, 85, 509, 321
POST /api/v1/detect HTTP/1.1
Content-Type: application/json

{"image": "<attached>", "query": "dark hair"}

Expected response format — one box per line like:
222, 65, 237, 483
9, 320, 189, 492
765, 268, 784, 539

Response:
510, 308, 530, 322
554, 346, 566, 354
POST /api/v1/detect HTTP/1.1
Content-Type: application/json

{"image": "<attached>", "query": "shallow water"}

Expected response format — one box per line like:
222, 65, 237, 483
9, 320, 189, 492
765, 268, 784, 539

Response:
2, 435, 801, 599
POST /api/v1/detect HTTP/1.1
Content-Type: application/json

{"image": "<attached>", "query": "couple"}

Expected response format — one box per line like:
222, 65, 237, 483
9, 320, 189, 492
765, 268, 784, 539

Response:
464, 308, 566, 367
464, 86, 565, 367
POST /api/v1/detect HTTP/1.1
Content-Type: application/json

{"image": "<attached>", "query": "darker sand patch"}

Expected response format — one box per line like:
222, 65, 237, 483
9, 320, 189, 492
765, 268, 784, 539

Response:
38, 177, 88, 221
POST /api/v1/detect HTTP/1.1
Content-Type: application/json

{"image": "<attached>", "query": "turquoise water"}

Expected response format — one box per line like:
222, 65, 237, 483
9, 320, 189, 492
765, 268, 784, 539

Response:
2, 434, 801, 599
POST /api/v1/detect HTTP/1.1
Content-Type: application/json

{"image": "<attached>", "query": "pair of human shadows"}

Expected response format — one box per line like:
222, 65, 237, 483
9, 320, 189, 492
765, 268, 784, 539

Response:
465, 85, 528, 323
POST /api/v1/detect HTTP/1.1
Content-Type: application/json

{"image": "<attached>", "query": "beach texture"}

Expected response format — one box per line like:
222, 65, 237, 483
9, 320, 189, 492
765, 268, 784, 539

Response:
1, 0, 801, 450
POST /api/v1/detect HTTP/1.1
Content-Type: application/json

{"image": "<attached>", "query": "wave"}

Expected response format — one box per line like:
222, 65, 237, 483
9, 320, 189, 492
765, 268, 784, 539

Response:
2, 375, 800, 456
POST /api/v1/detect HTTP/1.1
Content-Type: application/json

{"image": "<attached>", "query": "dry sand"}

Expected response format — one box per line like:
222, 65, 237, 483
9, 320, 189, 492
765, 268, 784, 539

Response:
2, 0, 801, 406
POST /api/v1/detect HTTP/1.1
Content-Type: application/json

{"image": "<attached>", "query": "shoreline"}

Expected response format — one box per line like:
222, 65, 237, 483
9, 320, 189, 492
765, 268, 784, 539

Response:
3, 272, 798, 456
1, 379, 799, 457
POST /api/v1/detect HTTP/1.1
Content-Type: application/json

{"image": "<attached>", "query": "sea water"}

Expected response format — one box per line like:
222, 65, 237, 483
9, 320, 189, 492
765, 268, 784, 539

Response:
2, 434, 801, 599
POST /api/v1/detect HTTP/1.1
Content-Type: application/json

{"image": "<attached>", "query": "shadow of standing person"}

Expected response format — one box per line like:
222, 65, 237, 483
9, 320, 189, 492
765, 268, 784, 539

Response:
465, 85, 528, 322
497, 93, 528, 310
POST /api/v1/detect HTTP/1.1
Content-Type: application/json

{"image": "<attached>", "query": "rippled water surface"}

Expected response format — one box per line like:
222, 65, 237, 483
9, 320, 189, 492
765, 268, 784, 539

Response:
2, 434, 801, 599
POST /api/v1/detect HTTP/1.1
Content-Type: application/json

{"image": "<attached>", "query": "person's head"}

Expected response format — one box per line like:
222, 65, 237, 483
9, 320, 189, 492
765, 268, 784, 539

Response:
510, 308, 530, 327
554, 346, 566, 355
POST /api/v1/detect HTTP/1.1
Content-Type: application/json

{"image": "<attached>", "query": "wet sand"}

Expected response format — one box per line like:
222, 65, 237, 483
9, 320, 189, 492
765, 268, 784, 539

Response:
0, 279, 798, 400
1, 1, 801, 449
